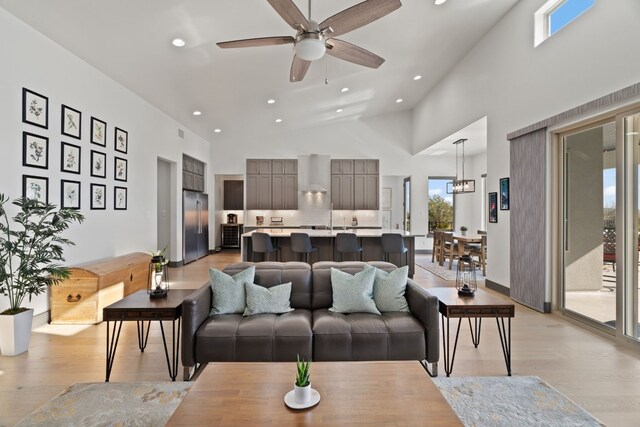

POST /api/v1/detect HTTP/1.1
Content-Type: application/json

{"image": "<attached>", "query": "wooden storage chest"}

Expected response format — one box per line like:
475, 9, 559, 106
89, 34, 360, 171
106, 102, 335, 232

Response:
50, 252, 150, 324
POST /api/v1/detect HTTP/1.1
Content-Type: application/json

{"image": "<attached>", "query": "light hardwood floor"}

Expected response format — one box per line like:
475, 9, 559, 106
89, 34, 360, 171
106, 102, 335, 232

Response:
1, 252, 639, 426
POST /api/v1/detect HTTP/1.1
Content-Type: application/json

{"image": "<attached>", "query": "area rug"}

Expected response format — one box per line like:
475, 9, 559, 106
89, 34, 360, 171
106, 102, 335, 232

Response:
16, 381, 191, 427
432, 376, 604, 427
416, 257, 486, 281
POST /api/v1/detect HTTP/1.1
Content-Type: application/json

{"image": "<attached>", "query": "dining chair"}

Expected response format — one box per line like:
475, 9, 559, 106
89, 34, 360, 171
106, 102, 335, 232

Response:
381, 233, 408, 267
290, 232, 318, 264
335, 233, 363, 261
251, 232, 280, 262
432, 231, 444, 264
468, 234, 487, 276
477, 229, 487, 235
441, 232, 460, 270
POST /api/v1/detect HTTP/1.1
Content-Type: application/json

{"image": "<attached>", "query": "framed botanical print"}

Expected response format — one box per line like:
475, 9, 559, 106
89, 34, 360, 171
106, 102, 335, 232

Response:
114, 186, 127, 210
22, 132, 49, 169
61, 142, 81, 174
90, 183, 106, 210
114, 157, 127, 182
61, 104, 82, 139
499, 177, 510, 210
22, 175, 48, 204
61, 180, 81, 209
91, 117, 107, 146
489, 192, 498, 223
22, 88, 48, 129
114, 127, 128, 153
90, 150, 106, 178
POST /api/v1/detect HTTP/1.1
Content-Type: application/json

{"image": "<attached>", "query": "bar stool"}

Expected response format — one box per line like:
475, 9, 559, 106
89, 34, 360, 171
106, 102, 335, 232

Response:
290, 232, 318, 264
251, 232, 280, 261
381, 233, 408, 267
335, 233, 363, 261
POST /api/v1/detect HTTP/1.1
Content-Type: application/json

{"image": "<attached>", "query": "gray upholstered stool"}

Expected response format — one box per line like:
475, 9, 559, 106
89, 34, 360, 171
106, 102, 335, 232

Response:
381, 233, 408, 267
251, 232, 280, 261
335, 232, 363, 261
290, 232, 318, 264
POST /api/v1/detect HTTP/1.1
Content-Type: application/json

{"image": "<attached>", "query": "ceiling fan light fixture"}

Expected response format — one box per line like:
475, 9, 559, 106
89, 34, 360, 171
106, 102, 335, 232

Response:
295, 33, 326, 61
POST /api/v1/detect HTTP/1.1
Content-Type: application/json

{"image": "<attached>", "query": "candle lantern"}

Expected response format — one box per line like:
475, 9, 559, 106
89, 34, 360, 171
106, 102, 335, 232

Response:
456, 255, 477, 296
148, 255, 169, 298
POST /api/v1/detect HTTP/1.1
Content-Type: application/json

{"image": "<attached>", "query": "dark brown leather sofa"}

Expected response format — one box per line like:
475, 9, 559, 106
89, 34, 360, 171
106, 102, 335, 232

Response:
181, 261, 439, 380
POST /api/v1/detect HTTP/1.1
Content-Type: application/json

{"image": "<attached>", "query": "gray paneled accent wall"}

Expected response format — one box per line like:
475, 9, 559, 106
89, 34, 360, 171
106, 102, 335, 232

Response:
510, 128, 547, 312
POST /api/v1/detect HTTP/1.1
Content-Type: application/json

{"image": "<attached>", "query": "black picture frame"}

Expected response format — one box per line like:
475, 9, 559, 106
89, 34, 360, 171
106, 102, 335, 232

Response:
22, 175, 49, 204
22, 132, 49, 169
61, 104, 82, 139
500, 177, 510, 210
61, 180, 81, 209
114, 186, 127, 210
489, 192, 498, 223
22, 88, 49, 129
90, 183, 106, 210
114, 157, 128, 182
114, 127, 128, 153
90, 150, 107, 178
91, 117, 107, 146
61, 142, 81, 174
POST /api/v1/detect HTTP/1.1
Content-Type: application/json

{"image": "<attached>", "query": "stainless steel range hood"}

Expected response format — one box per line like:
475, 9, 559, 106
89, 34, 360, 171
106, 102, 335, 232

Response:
299, 154, 329, 193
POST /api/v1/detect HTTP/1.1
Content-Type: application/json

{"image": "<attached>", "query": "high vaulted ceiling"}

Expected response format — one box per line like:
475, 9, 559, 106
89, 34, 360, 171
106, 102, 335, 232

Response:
1, 0, 519, 142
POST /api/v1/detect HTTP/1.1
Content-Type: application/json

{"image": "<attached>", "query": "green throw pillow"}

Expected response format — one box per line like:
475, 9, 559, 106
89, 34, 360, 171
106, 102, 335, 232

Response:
209, 266, 255, 315
329, 266, 380, 315
372, 266, 410, 312
243, 282, 295, 316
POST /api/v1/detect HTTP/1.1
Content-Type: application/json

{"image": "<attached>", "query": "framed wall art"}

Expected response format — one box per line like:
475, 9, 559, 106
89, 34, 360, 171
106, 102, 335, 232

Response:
61, 180, 81, 209
500, 177, 510, 210
90, 150, 106, 178
114, 156, 127, 182
489, 192, 498, 223
90, 183, 106, 210
22, 175, 48, 204
61, 142, 81, 174
91, 117, 107, 146
114, 186, 127, 210
22, 88, 48, 129
61, 104, 82, 139
22, 132, 49, 169
114, 127, 128, 153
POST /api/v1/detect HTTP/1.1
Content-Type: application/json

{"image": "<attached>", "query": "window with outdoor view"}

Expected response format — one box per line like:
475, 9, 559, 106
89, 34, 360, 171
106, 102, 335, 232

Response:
428, 177, 454, 235
534, 0, 594, 47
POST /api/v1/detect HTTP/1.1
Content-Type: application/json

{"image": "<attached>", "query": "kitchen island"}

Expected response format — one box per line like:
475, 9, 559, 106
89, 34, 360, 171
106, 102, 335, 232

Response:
241, 229, 422, 277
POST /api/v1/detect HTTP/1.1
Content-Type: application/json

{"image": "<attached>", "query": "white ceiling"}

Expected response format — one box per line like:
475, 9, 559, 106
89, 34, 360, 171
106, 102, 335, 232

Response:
0, 0, 519, 142
418, 116, 488, 157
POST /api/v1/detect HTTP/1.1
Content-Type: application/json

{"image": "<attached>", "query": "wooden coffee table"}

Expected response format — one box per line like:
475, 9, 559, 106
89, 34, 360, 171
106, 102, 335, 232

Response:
167, 361, 462, 426
428, 287, 515, 377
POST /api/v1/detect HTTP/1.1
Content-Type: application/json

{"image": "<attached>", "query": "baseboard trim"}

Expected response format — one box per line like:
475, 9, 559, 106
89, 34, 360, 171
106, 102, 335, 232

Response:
416, 249, 430, 254
168, 260, 183, 268
486, 279, 510, 297
33, 310, 50, 329
544, 302, 551, 313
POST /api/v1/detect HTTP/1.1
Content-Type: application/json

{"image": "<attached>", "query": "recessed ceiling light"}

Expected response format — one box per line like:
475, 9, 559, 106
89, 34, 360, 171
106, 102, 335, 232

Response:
413, 75, 422, 81
192, 111, 202, 116
214, 129, 222, 133
341, 87, 349, 93
267, 99, 276, 104
434, 0, 447, 5
336, 108, 343, 113
396, 98, 404, 103
172, 38, 186, 47
275, 118, 283, 123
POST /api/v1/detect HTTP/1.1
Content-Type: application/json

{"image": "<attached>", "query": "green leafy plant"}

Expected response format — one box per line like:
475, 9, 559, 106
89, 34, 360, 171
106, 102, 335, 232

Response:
295, 354, 311, 387
460, 225, 468, 232
0, 195, 84, 315
148, 246, 168, 273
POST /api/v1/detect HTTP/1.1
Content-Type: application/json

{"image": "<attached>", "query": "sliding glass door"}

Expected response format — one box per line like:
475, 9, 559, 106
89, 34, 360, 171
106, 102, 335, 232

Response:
624, 111, 640, 340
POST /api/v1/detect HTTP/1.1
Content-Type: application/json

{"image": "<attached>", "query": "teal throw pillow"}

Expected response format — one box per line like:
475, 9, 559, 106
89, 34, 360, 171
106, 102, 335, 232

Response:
243, 282, 295, 316
329, 266, 380, 315
209, 266, 255, 315
372, 266, 410, 312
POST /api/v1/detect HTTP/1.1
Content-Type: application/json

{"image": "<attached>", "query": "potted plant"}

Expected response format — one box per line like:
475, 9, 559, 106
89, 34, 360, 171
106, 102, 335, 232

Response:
294, 354, 311, 404
460, 225, 468, 236
148, 247, 169, 297
0, 195, 83, 355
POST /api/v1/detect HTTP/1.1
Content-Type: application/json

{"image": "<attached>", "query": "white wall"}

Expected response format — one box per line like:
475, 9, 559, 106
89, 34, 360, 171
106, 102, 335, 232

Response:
454, 152, 487, 234
0, 9, 211, 314
412, 0, 640, 287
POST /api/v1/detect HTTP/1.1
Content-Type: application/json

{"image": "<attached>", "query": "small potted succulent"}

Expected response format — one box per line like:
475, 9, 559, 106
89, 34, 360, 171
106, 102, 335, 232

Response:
460, 225, 468, 236
294, 354, 311, 404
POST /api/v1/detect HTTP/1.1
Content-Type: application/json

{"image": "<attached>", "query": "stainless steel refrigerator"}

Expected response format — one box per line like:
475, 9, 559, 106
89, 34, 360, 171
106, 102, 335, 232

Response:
183, 190, 209, 264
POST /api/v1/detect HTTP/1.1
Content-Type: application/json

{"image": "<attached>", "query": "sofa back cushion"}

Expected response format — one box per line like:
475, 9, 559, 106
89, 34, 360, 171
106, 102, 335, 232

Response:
222, 262, 312, 309
311, 261, 397, 309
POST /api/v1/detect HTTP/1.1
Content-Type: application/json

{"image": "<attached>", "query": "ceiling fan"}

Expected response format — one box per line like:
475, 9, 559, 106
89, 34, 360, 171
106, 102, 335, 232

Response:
217, 0, 402, 82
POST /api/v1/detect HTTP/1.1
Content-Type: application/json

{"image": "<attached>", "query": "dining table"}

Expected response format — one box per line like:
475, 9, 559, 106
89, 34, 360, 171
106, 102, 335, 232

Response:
450, 233, 483, 266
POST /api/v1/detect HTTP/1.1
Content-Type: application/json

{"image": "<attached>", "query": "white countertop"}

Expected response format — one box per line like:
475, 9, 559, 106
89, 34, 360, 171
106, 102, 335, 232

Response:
241, 229, 422, 238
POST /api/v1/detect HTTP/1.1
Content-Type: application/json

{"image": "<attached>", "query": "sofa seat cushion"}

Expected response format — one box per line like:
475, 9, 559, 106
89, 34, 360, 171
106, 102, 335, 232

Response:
312, 309, 425, 361
195, 309, 312, 362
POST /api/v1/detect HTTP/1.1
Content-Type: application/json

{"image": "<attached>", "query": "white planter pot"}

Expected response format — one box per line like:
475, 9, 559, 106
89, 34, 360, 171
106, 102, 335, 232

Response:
294, 383, 311, 404
0, 308, 34, 356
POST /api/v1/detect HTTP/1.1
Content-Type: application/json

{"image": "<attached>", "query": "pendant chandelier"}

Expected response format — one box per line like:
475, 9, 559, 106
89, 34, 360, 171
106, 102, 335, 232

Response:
446, 138, 475, 194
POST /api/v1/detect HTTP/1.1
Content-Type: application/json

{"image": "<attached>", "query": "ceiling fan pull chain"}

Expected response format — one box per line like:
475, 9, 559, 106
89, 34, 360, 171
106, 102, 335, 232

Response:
325, 55, 329, 84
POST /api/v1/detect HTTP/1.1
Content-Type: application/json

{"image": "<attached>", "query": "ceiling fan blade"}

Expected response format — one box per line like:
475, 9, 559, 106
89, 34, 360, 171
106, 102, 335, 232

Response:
290, 54, 311, 82
320, 0, 402, 38
267, 0, 311, 32
217, 36, 295, 49
326, 39, 385, 68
